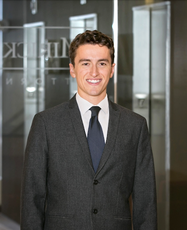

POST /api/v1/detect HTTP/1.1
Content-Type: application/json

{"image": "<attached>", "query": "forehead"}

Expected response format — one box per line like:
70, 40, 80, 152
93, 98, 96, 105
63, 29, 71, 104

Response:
75, 44, 111, 59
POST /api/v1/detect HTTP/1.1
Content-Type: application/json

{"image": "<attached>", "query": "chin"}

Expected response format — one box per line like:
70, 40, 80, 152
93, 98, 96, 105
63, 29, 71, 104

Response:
88, 92, 101, 96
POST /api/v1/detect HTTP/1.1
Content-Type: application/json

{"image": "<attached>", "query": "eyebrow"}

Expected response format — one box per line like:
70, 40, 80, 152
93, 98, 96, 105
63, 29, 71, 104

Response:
78, 59, 110, 63
79, 59, 90, 63
98, 59, 110, 63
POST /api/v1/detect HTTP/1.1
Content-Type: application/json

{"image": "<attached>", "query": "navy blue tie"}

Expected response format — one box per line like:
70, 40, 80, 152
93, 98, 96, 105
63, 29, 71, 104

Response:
87, 106, 105, 172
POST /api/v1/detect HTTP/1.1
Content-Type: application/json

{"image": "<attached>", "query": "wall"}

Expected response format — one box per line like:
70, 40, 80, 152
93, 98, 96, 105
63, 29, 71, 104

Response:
2, 0, 25, 223
170, 1, 187, 229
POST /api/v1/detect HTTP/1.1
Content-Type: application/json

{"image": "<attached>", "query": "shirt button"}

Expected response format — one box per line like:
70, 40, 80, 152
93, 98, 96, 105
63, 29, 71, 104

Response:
93, 180, 98, 185
93, 209, 98, 214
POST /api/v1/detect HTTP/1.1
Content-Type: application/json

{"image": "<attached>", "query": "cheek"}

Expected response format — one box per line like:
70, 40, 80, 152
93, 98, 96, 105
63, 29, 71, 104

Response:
103, 70, 113, 80
76, 70, 87, 82
80, 69, 87, 75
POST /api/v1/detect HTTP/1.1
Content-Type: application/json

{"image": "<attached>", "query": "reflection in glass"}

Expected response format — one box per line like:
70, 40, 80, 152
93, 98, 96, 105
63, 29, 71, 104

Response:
133, 2, 170, 230
23, 22, 45, 146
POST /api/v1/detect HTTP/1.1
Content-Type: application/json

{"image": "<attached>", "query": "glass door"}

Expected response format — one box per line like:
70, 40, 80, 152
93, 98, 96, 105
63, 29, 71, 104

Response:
23, 22, 45, 146
133, 2, 171, 230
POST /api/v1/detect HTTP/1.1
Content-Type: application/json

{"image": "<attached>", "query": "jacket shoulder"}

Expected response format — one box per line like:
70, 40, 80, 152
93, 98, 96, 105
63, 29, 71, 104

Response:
110, 101, 146, 124
34, 101, 70, 121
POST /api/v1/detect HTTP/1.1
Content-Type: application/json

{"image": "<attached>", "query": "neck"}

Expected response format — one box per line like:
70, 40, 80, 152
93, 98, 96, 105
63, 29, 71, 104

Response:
78, 91, 107, 105
88, 96, 105, 105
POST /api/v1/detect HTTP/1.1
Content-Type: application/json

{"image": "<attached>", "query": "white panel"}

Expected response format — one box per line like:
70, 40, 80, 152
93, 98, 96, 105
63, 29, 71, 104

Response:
133, 10, 150, 95
133, 10, 150, 122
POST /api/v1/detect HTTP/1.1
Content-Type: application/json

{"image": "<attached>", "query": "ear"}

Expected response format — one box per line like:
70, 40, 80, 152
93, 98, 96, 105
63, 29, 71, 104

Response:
110, 63, 115, 78
69, 63, 76, 78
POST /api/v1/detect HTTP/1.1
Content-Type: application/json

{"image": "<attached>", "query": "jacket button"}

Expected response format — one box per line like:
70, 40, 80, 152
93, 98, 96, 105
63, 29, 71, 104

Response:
93, 209, 98, 214
93, 180, 98, 185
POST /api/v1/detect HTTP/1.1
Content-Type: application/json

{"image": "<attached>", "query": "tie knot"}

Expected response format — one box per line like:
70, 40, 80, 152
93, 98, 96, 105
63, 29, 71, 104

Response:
89, 106, 101, 117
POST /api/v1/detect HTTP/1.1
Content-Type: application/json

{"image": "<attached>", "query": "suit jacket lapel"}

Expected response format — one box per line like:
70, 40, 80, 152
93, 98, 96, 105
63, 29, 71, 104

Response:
68, 95, 121, 175
96, 100, 120, 175
68, 95, 94, 172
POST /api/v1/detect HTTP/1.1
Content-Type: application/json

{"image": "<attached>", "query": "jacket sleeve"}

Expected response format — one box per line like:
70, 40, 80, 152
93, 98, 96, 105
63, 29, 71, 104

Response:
132, 118, 157, 230
21, 113, 48, 230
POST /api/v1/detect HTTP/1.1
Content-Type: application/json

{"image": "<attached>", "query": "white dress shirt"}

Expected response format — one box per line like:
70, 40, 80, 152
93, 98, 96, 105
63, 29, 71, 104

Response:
76, 93, 109, 143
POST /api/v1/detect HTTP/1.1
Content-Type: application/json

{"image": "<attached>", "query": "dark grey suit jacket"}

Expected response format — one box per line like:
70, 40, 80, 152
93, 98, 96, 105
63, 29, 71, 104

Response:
21, 95, 157, 230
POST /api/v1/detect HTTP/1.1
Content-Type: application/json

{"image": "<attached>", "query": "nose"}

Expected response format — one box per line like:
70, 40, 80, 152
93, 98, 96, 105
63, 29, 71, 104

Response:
90, 64, 99, 77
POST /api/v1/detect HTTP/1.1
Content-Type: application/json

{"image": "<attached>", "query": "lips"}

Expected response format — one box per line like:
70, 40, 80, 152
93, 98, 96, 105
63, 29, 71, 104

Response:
86, 79, 101, 84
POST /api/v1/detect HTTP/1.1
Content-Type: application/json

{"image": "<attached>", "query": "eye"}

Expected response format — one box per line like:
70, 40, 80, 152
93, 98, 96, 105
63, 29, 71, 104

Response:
82, 62, 89, 66
99, 62, 107, 66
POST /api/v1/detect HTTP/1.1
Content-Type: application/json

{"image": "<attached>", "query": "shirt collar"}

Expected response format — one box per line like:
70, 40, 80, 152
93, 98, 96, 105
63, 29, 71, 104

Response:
76, 93, 109, 115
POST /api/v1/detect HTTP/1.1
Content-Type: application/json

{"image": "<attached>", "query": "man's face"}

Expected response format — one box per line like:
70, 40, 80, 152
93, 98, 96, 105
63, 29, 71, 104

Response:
69, 44, 115, 104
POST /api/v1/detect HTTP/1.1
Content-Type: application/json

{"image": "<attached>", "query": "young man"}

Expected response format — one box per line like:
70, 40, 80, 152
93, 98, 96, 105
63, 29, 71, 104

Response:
21, 30, 157, 230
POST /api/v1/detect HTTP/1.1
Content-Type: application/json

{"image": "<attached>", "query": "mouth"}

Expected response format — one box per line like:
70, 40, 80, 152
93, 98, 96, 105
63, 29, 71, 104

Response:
86, 79, 101, 84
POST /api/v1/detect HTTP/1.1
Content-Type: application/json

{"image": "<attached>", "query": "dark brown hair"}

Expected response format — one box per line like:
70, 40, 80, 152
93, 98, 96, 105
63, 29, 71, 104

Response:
69, 30, 115, 66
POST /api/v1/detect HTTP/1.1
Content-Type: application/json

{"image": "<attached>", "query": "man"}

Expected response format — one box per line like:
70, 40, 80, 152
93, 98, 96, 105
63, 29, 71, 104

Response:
21, 30, 157, 230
